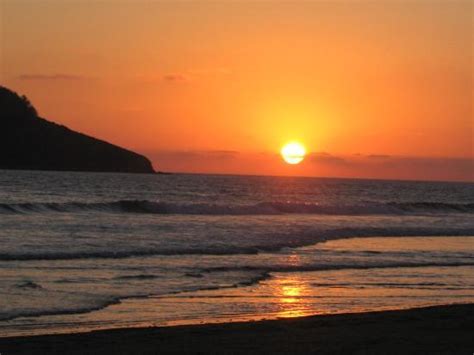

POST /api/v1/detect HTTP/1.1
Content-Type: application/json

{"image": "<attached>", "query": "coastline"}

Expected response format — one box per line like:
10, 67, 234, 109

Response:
1, 303, 473, 354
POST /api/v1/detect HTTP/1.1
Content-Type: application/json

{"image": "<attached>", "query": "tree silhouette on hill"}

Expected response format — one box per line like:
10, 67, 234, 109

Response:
0, 86, 38, 119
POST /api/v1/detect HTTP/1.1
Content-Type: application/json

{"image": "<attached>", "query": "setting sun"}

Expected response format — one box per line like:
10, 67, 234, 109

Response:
281, 142, 306, 165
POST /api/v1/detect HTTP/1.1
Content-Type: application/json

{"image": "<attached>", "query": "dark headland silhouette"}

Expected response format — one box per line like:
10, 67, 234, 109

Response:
0, 86, 155, 173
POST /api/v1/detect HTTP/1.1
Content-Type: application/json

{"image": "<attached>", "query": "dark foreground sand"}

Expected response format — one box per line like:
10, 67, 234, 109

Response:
1, 304, 473, 354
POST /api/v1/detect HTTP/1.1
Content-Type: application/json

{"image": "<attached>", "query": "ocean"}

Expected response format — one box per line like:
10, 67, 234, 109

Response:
0, 170, 473, 336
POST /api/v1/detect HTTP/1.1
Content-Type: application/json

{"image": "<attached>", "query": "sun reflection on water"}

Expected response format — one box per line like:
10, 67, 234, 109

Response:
276, 277, 310, 318
274, 253, 313, 318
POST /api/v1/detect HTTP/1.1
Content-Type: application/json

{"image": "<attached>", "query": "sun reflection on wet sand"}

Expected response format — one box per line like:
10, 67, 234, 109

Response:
4, 238, 474, 337
273, 255, 313, 318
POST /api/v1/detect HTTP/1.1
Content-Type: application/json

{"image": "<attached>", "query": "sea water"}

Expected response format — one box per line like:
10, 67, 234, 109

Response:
0, 170, 473, 336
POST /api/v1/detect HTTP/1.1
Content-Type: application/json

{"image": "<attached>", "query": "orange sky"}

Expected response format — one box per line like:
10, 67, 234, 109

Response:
1, 1, 472, 181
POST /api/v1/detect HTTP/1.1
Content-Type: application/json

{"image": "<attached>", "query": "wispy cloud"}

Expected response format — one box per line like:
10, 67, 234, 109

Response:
309, 153, 473, 181
162, 67, 230, 83
148, 150, 473, 181
367, 154, 392, 159
153, 150, 239, 160
310, 152, 348, 164
17, 74, 86, 81
163, 74, 188, 83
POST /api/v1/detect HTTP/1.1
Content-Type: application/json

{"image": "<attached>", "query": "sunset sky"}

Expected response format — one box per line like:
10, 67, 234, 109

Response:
1, 0, 472, 181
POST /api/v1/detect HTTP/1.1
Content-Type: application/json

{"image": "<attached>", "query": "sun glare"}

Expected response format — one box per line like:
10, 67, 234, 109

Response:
281, 142, 306, 165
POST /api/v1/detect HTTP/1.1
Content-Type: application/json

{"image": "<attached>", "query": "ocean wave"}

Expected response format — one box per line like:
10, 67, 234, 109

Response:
202, 261, 474, 274
0, 271, 271, 322
0, 291, 120, 322
16, 281, 43, 289
0, 228, 472, 261
0, 199, 473, 216
308, 281, 474, 290
114, 274, 161, 281
0, 247, 262, 261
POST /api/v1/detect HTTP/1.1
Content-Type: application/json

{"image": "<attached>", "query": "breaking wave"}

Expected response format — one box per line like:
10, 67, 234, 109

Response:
0, 227, 472, 261
0, 200, 473, 216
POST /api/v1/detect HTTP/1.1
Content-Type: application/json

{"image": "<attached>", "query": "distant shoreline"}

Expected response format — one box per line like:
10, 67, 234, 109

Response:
1, 303, 473, 354
0, 168, 168, 175
1, 167, 473, 184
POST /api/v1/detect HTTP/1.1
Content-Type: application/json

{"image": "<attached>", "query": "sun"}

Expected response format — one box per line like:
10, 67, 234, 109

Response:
281, 142, 306, 165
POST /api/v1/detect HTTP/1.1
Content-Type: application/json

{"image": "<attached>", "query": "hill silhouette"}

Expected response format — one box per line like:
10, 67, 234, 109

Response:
0, 86, 155, 173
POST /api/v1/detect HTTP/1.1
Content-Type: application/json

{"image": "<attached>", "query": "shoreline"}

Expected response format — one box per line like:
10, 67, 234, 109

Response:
1, 303, 473, 354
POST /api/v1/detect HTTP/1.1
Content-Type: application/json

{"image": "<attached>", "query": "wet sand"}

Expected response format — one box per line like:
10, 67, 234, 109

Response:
1, 304, 473, 354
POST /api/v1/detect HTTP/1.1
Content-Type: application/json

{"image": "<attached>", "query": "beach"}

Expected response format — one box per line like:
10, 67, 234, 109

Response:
1, 304, 473, 354
0, 171, 473, 347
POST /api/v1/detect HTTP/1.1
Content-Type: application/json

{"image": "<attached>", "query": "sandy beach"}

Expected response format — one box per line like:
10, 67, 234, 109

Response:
1, 304, 472, 354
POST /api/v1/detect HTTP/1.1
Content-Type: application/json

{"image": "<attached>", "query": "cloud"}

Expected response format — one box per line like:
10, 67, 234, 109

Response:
310, 152, 348, 164
144, 149, 472, 182
163, 74, 188, 83
162, 67, 230, 83
145, 150, 242, 174
153, 150, 239, 160
17, 74, 86, 81
367, 154, 391, 159
309, 153, 473, 181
